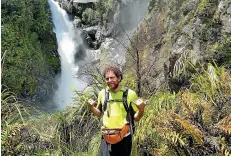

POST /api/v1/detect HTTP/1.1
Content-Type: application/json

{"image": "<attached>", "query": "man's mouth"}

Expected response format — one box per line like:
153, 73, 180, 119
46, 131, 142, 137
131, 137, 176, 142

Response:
108, 83, 116, 88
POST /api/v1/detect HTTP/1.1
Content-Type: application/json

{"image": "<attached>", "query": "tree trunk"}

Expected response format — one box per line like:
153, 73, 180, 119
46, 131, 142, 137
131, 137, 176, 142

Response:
136, 49, 141, 97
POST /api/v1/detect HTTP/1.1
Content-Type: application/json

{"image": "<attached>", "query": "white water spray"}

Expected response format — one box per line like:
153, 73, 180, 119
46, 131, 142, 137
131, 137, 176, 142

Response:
48, 0, 87, 109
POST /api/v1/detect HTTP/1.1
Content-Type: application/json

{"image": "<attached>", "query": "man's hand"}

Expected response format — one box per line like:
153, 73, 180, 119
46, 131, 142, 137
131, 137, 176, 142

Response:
88, 99, 96, 108
135, 99, 147, 112
134, 99, 147, 121
88, 99, 101, 117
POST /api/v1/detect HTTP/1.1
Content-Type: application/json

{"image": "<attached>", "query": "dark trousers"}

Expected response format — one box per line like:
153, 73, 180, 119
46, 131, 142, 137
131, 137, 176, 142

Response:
100, 134, 132, 156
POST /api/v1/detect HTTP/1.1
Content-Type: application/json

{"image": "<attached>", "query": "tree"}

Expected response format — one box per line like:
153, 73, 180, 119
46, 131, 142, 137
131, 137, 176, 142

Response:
1, 0, 60, 104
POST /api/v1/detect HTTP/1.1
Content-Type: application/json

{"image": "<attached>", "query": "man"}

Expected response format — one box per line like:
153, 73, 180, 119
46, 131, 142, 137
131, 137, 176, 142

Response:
88, 66, 146, 156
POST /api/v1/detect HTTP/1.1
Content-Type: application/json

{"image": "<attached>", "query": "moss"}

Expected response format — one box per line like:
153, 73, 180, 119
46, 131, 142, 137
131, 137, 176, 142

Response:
82, 8, 100, 25
177, 12, 194, 30
195, 0, 208, 15
148, 0, 156, 13
214, 36, 231, 68
194, 0, 218, 19
182, 0, 195, 15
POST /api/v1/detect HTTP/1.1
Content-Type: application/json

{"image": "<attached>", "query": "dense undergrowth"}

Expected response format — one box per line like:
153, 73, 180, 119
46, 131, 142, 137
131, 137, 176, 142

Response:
133, 63, 231, 155
1, 63, 231, 155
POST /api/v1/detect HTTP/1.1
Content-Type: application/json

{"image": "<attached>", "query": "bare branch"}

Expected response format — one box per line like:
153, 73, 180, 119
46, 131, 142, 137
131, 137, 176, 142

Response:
113, 37, 136, 61
116, 24, 139, 54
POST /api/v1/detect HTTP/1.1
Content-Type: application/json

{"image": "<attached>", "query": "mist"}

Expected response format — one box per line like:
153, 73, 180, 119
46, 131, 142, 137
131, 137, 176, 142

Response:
119, 0, 150, 31
103, 0, 150, 66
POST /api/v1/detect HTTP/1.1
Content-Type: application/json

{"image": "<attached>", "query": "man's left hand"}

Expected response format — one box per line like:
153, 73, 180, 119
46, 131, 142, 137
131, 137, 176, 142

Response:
135, 99, 147, 112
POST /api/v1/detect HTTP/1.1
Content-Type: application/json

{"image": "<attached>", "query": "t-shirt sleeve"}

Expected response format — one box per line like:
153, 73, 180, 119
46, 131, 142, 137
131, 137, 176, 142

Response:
129, 90, 139, 112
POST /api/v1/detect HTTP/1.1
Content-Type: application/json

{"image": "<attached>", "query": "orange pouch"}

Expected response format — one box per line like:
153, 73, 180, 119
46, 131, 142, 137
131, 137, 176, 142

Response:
102, 124, 130, 144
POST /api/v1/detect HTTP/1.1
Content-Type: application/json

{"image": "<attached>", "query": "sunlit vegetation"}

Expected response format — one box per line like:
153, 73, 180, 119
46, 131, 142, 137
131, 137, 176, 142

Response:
81, 0, 115, 26
2, 63, 230, 155
1, 0, 230, 155
133, 64, 231, 155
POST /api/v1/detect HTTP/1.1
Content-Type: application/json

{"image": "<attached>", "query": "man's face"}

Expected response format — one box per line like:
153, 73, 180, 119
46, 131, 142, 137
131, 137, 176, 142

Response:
105, 71, 121, 90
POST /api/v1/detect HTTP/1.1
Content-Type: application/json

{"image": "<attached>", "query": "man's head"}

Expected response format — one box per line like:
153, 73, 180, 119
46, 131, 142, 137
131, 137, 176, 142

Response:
103, 66, 123, 90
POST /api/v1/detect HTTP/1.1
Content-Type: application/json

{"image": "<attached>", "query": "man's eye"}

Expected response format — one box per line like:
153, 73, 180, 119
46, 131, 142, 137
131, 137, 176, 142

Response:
106, 77, 115, 81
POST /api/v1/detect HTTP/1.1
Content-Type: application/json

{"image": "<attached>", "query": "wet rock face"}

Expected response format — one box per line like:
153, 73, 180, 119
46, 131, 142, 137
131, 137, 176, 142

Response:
218, 1, 231, 33
55, 0, 100, 49
55, 0, 148, 51
55, 0, 73, 14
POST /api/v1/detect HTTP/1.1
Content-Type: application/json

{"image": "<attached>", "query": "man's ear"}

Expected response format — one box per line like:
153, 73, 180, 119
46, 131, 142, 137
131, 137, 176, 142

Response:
119, 76, 122, 82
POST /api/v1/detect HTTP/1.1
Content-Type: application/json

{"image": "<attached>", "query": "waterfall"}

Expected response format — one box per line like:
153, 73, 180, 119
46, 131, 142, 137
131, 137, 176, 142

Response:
48, 0, 87, 109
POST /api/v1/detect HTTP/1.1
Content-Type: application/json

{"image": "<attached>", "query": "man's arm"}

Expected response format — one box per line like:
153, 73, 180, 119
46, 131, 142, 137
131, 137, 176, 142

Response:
88, 99, 101, 117
134, 110, 144, 121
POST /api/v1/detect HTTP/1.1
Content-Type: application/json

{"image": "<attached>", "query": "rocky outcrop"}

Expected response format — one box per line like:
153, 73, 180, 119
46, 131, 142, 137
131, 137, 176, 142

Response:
56, 0, 149, 51
124, 0, 231, 94
56, 0, 95, 16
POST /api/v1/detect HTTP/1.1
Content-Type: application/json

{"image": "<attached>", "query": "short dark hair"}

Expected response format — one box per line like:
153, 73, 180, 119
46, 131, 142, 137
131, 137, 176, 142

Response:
103, 66, 123, 80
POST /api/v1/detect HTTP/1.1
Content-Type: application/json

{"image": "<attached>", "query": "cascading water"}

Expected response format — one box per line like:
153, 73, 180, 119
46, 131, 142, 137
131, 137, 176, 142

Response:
48, 0, 87, 109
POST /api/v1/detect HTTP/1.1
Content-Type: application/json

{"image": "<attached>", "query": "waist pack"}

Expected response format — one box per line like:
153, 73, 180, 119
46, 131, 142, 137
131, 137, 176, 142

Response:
102, 124, 130, 144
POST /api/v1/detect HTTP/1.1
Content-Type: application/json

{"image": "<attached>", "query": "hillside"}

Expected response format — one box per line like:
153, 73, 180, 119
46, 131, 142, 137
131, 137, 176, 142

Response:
1, 0, 61, 108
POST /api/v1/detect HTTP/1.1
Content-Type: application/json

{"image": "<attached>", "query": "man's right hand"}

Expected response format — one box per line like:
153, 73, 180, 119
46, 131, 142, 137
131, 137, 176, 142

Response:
88, 99, 96, 108
88, 99, 101, 117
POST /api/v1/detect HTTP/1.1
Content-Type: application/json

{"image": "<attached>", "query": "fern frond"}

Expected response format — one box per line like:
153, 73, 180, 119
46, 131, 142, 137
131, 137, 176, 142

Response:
180, 91, 201, 116
164, 131, 186, 146
215, 116, 231, 135
148, 92, 177, 114
173, 114, 203, 144
201, 101, 213, 125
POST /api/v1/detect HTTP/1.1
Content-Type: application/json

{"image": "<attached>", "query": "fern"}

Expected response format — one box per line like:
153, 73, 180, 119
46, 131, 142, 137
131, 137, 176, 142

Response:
215, 116, 231, 135
164, 131, 186, 146
173, 114, 203, 144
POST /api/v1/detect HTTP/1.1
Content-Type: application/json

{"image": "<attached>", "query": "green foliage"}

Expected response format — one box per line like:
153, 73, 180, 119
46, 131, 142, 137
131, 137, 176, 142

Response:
1, 0, 60, 97
2, 0, 231, 155
96, 0, 115, 11
2, 63, 230, 155
195, 0, 218, 18
95, 0, 116, 24
82, 8, 100, 25
1, 84, 101, 155
1, 88, 44, 155
46, 72, 105, 155
133, 64, 231, 155
121, 71, 137, 90
214, 35, 231, 68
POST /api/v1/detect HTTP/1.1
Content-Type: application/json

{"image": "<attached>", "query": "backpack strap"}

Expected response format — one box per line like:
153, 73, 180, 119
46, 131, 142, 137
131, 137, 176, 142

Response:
122, 88, 129, 112
103, 89, 109, 111
122, 88, 135, 136
103, 89, 110, 117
